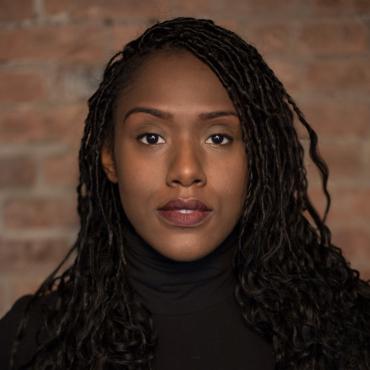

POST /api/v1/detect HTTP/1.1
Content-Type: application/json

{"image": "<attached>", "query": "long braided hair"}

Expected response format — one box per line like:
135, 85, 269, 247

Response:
9, 16, 370, 370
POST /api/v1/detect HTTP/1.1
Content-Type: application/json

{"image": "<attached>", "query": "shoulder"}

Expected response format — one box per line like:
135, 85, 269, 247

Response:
0, 292, 57, 370
0, 294, 35, 342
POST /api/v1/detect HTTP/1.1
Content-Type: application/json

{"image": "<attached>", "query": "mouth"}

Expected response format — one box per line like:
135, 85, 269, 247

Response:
158, 197, 212, 211
157, 197, 213, 227
157, 209, 213, 227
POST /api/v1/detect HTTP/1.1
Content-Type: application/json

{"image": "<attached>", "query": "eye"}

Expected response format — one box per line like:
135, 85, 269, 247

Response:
137, 133, 165, 145
136, 133, 234, 146
206, 134, 233, 145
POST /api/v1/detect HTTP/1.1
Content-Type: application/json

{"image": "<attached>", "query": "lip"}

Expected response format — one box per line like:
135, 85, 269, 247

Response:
157, 209, 213, 227
158, 198, 212, 212
157, 197, 213, 227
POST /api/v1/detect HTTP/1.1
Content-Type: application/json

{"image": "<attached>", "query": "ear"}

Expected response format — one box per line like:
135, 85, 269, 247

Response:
100, 145, 119, 183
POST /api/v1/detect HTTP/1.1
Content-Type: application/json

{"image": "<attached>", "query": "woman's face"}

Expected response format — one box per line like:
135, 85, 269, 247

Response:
101, 50, 248, 262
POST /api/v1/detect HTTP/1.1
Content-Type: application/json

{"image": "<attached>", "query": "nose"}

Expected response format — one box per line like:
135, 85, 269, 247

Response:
166, 138, 206, 188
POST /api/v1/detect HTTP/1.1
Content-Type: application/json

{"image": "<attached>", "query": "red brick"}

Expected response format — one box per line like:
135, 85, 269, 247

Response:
170, 0, 225, 16
0, 156, 37, 188
219, 0, 301, 16
3, 197, 78, 229
304, 187, 370, 277
302, 189, 370, 279
0, 237, 72, 273
326, 187, 370, 226
0, 71, 46, 103
305, 140, 368, 190
298, 20, 369, 56
45, 0, 171, 20
350, 0, 370, 13
0, 278, 37, 318
302, 100, 370, 140
0, 25, 110, 64
305, 58, 370, 93
305, 183, 333, 220
318, 140, 368, 179
6, 274, 58, 309
0, 0, 34, 21
331, 226, 370, 279
53, 64, 102, 102
266, 58, 304, 93
109, 24, 149, 54
311, 0, 370, 16
8, 276, 45, 302
241, 23, 292, 56
41, 151, 78, 187
0, 104, 86, 146
44, 0, 70, 15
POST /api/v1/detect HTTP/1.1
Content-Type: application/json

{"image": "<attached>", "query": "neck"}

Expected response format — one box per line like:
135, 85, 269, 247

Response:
123, 222, 239, 315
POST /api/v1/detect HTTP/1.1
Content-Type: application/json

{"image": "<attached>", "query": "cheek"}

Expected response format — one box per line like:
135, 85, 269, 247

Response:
211, 151, 248, 202
114, 148, 162, 211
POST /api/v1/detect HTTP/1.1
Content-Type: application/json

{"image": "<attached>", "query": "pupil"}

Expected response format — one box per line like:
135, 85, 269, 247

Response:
148, 134, 157, 144
213, 135, 222, 144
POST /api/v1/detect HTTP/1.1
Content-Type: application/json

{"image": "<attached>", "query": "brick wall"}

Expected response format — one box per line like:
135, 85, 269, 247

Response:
0, 0, 369, 316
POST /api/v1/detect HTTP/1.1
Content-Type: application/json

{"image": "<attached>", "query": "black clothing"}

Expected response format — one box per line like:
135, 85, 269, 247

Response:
124, 222, 275, 369
0, 222, 275, 369
0, 292, 56, 370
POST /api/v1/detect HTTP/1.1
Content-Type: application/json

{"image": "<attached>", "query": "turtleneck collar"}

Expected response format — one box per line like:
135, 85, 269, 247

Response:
123, 221, 239, 315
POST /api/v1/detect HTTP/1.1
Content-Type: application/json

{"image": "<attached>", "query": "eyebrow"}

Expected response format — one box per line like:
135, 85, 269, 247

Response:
122, 106, 238, 123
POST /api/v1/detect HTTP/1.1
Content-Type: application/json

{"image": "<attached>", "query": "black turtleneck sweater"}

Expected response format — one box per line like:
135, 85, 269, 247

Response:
124, 222, 275, 369
0, 223, 275, 370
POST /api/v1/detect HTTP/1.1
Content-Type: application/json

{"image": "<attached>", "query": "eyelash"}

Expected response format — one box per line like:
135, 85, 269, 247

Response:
136, 133, 234, 146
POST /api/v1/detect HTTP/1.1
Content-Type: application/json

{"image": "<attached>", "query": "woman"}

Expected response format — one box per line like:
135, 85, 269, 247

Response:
1, 16, 369, 370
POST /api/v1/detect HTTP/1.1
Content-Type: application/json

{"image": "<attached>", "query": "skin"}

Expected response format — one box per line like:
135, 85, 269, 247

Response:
100, 49, 248, 262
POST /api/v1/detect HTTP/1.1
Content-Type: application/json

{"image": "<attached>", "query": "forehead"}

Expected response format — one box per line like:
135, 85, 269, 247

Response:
116, 49, 235, 111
